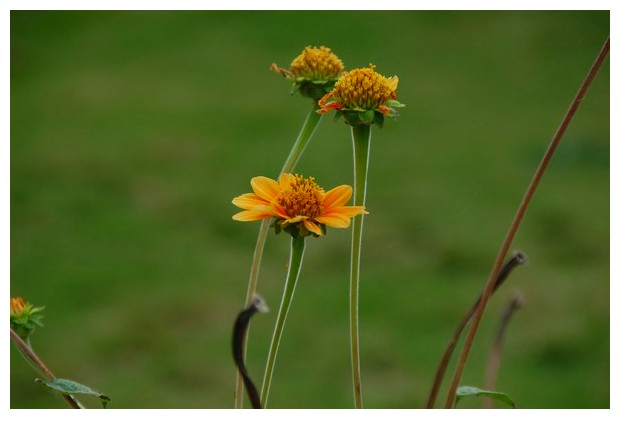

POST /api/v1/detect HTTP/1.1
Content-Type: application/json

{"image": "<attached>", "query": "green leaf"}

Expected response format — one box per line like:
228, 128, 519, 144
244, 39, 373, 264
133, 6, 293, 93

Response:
455, 386, 516, 408
36, 378, 110, 408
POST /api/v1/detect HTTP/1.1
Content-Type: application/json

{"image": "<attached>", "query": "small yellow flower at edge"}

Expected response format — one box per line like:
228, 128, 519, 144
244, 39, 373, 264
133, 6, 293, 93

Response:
271, 46, 345, 101
318, 64, 405, 127
232, 173, 367, 238
10, 296, 45, 340
10, 297, 26, 317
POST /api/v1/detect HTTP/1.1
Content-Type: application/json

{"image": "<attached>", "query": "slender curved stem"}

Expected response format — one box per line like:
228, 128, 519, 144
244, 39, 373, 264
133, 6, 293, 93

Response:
484, 292, 524, 408
234, 104, 321, 408
425, 252, 526, 408
280, 104, 323, 175
10, 328, 82, 409
260, 235, 306, 408
443, 36, 609, 409
350, 124, 371, 409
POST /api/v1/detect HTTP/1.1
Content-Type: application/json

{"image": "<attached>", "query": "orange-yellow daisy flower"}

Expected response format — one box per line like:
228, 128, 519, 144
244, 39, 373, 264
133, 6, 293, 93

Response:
317, 64, 404, 127
271, 46, 345, 100
232, 173, 367, 237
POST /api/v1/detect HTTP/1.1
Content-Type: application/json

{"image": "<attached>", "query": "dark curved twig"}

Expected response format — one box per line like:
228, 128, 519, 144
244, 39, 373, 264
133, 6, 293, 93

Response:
232, 295, 268, 409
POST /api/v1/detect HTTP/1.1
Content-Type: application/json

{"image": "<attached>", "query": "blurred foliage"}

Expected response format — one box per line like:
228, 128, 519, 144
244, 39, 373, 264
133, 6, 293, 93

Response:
10, 10, 609, 408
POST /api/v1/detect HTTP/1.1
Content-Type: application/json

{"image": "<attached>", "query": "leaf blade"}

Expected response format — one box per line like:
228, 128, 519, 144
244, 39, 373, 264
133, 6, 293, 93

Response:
36, 378, 110, 408
456, 385, 516, 408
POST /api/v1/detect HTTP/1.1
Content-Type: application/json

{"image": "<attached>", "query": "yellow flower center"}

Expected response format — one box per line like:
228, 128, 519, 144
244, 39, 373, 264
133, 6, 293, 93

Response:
290, 46, 344, 81
277, 175, 324, 219
332, 64, 397, 110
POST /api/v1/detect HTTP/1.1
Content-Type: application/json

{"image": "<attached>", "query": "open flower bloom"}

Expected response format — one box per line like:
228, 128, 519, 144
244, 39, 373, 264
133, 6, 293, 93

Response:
271, 46, 345, 100
232, 173, 367, 237
317, 64, 405, 127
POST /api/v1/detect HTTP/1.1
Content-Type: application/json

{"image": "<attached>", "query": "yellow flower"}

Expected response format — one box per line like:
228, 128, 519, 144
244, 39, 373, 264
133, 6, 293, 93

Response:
318, 64, 404, 126
271, 46, 345, 100
232, 173, 367, 237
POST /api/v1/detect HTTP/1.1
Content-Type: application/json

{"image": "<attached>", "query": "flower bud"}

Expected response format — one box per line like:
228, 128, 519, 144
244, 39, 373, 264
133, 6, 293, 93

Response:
318, 64, 405, 127
10, 296, 44, 341
271, 46, 345, 101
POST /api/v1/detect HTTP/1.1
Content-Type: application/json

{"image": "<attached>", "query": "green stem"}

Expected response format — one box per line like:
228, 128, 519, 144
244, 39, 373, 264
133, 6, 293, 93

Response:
350, 124, 371, 409
280, 104, 323, 175
260, 235, 306, 408
234, 103, 321, 408
10, 328, 83, 409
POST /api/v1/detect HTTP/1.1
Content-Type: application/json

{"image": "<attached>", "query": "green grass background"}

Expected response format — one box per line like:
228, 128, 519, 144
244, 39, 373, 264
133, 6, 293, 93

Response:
10, 10, 609, 408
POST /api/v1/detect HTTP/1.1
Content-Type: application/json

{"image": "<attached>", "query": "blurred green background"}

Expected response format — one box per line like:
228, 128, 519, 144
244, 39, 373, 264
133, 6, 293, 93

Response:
10, 11, 609, 408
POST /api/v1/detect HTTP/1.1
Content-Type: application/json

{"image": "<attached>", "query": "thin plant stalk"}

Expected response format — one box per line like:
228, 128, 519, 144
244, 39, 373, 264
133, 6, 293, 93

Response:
443, 36, 610, 408
350, 124, 371, 409
259, 235, 306, 408
234, 104, 321, 408
10, 328, 82, 409
425, 251, 526, 408
484, 292, 524, 408
280, 105, 323, 175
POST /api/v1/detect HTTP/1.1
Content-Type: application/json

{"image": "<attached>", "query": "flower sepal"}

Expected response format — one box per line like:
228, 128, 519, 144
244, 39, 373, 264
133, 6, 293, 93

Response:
334, 109, 381, 127
293, 80, 337, 102
271, 217, 326, 239
385, 99, 406, 117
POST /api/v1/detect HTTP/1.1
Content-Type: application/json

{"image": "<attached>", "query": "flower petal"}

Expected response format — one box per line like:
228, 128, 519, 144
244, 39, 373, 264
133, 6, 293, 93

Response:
317, 205, 367, 227
303, 219, 323, 236
322, 185, 352, 210
378, 105, 391, 116
232, 193, 268, 210
282, 214, 306, 224
270, 63, 293, 79
317, 101, 342, 114
315, 213, 351, 228
270, 203, 290, 219
278, 173, 295, 191
232, 210, 273, 222
386, 76, 399, 93
251, 176, 281, 201
324, 205, 368, 217
318, 91, 334, 107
